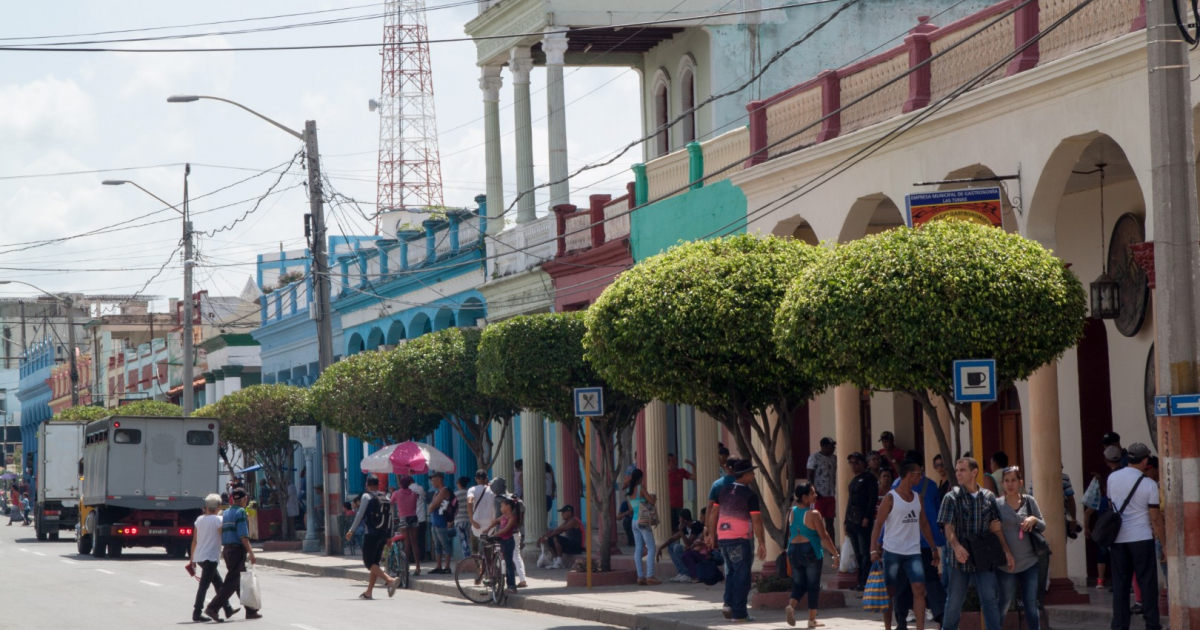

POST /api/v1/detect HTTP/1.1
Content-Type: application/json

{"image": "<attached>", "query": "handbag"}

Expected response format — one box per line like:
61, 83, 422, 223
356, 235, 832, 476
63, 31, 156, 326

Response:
862, 562, 889, 612
636, 492, 660, 528
1091, 475, 1146, 548
953, 488, 1006, 571
242, 569, 263, 610
838, 537, 858, 573
1019, 495, 1052, 557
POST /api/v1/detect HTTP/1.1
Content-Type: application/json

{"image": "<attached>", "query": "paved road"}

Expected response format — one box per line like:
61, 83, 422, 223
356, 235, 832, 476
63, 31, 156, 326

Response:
0, 522, 617, 630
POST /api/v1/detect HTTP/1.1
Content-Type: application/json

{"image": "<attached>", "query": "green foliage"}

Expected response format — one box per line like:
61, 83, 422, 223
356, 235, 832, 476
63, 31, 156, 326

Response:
309, 350, 442, 444
754, 574, 792, 594
208, 385, 310, 458
396, 328, 518, 470
116, 400, 183, 417
584, 233, 831, 545
477, 312, 644, 571
53, 406, 110, 423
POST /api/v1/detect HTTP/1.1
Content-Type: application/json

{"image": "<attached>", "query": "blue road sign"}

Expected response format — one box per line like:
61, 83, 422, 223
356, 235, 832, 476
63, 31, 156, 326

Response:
953, 359, 997, 403
574, 387, 604, 417
1169, 394, 1200, 417
1155, 396, 1170, 417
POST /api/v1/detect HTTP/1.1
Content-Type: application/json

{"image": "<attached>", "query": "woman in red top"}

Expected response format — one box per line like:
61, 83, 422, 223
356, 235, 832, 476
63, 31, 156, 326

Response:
391, 476, 422, 575
488, 497, 520, 594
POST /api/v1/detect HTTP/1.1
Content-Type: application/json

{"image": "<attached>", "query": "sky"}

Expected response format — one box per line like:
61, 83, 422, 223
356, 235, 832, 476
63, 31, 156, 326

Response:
0, 1, 641, 304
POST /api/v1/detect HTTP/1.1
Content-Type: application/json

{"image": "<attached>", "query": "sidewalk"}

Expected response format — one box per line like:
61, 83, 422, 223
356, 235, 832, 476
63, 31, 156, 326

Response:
254, 546, 1142, 630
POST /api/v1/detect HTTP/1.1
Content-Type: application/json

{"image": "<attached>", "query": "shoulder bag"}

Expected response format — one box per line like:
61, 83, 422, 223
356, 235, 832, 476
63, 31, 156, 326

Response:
1019, 495, 1051, 557
636, 489, 660, 528
1090, 474, 1146, 548
954, 489, 1006, 571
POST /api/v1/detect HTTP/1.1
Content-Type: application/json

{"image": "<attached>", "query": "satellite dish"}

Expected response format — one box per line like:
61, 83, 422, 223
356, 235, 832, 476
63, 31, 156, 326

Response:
368, 98, 380, 112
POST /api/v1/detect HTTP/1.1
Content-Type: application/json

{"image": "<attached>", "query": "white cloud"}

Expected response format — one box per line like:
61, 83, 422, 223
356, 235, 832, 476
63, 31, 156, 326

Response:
0, 76, 96, 141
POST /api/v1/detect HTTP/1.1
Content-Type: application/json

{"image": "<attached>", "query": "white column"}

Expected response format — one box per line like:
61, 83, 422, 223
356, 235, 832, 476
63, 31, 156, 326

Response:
542, 30, 570, 210
643, 401, 672, 546
479, 65, 505, 234
520, 410, 548, 543
509, 47, 537, 224
834, 385, 861, 548
694, 411, 721, 507
204, 376, 216, 407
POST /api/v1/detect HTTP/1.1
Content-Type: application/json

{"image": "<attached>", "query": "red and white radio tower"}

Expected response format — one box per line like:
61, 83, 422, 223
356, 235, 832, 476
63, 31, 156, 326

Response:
375, 0, 443, 214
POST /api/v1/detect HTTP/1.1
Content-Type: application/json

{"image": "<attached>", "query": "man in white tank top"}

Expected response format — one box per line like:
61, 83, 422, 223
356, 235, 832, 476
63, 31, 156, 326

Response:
869, 462, 940, 630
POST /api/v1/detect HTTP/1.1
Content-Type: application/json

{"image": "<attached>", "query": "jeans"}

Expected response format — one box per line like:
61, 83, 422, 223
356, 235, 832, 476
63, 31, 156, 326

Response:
193, 560, 225, 612
1111, 539, 1161, 630
846, 521, 873, 588
455, 521, 471, 557
882, 550, 925, 589
998, 564, 1041, 630
942, 565, 1001, 630
501, 537, 517, 589
668, 542, 687, 575
681, 549, 707, 579
719, 539, 754, 620
431, 525, 452, 557
787, 543, 823, 609
895, 546, 946, 628
632, 524, 656, 578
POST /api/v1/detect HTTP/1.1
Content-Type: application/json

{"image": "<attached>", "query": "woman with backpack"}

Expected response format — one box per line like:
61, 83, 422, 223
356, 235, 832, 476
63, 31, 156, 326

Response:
627, 468, 660, 585
997, 467, 1046, 630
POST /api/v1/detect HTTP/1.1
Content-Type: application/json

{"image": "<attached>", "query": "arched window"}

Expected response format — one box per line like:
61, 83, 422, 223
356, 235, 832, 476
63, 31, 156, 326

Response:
677, 55, 697, 145
652, 70, 671, 157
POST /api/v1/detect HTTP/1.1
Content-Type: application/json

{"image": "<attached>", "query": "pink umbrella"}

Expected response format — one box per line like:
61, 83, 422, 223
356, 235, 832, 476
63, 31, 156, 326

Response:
389, 441, 456, 476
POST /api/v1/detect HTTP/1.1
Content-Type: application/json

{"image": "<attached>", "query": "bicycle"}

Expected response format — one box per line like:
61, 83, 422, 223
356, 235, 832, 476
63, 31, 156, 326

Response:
455, 535, 508, 606
382, 529, 411, 591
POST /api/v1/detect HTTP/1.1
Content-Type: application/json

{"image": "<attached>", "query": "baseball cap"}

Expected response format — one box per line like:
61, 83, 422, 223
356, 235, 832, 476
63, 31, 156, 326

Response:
820, 437, 836, 447
558, 505, 574, 513
1127, 442, 1152, 462
847, 452, 865, 462
879, 431, 895, 442
1103, 445, 1124, 462
1102, 432, 1122, 446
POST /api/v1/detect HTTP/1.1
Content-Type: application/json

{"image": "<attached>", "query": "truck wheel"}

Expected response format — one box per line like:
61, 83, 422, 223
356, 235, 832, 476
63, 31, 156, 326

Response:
91, 533, 107, 558
36, 523, 47, 542
49, 532, 60, 541
77, 534, 91, 555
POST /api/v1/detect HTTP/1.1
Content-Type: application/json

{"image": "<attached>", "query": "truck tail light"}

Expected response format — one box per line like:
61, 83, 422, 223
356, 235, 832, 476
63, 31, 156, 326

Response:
116, 527, 138, 535
179, 527, 193, 536
43, 510, 59, 516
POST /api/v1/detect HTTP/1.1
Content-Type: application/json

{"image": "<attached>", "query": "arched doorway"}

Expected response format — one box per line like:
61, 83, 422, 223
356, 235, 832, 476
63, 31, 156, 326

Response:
386, 320, 405, 346
1077, 317, 1113, 583
347, 333, 365, 356
366, 327, 385, 351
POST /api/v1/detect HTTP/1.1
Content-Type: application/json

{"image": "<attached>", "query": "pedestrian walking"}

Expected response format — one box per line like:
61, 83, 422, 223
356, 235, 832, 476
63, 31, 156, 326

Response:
845, 452, 877, 591
656, 508, 703, 582
710, 459, 767, 622
20, 493, 30, 526
938, 457, 1014, 630
428, 473, 454, 574
203, 489, 261, 621
626, 468, 660, 585
996, 466, 1046, 630
454, 476, 472, 558
785, 482, 839, 628
1106, 442, 1163, 630
486, 496, 520, 595
806, 437, 837, 535
667, 453, 695, 531
391, 476, 423, 576
538, 505, 584, 569
870, 462, 940, 630
189, 493, 239, 622
346, 476, 397, 599
889, 451, 948, 630
7, 487, 24, 525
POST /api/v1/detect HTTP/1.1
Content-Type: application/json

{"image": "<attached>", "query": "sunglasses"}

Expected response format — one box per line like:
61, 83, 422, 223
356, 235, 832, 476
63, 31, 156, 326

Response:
933, 462, 945, 470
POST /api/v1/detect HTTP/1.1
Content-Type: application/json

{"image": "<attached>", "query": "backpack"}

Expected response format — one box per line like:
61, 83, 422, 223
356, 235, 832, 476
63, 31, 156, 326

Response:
439, 490, 459, 523
365, 492, 391, 534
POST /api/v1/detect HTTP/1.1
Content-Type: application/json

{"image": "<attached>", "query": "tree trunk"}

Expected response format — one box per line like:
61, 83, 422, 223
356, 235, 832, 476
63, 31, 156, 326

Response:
913, 390, 955, 489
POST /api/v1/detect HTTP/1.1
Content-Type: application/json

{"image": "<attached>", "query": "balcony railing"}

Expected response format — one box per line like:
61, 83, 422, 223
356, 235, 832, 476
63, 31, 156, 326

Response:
553, 185, 636, 258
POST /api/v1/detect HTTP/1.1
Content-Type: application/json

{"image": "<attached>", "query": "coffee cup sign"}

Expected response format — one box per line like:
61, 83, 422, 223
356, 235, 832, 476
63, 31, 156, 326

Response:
953, 359, 996, 404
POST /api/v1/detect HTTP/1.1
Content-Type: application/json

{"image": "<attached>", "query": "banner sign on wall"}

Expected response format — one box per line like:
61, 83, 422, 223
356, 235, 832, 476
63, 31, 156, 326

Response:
905, 187, 1003, 228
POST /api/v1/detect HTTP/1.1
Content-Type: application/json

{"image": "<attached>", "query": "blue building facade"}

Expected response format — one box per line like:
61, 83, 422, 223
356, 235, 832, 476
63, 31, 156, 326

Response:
17, 338, 55, 475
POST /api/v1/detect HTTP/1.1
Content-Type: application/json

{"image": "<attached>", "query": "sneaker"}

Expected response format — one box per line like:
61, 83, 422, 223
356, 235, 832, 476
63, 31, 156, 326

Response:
673, 574, 691, 583
734, 616, 756, 623
785, 605, 796, 627
907, 611, 916, 623
926, 609, 934, 621
1132, 602, 1144, 614
1095, 579, 1106, 590
550, 558, 563, 569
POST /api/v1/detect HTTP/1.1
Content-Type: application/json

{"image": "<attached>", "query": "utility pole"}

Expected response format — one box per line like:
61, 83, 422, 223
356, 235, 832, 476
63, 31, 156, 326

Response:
304, 120, 343, 556
182, 164, 195, 417
63, 297, 79, 408
19, 301, 26, 359
1146, 1, 1200, 627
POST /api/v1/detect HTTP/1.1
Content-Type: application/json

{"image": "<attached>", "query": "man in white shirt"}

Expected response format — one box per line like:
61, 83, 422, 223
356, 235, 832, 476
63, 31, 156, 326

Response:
188, 494, 238, 622
468, 469, 497, 546
1105, 442, 1163, 630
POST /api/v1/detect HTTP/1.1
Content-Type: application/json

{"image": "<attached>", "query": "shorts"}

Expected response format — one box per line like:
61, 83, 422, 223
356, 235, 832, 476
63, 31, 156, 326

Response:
882, 550, 925, 588
814, 496, 836, 519
399, 515, 418, 528
362, 533, 387, 569
556, 534, 584, 555
432, 526, 452, 556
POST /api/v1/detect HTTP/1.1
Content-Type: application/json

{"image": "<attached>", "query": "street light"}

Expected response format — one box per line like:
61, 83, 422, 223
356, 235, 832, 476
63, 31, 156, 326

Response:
101, 170, 196, 417
169, 93, 339, 555
0, 281, 80, 407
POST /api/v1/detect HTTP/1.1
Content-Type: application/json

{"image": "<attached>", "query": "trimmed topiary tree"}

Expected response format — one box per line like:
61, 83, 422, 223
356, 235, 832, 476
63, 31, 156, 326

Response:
584, 233, 832, 545
308, 349, 442, 446
115, 400, 183, 417
53, 406, 110, 423
478, 312, 645, 571
206, 384, 311, 539
395, 327, 519, 474
774, 220, 1087, 473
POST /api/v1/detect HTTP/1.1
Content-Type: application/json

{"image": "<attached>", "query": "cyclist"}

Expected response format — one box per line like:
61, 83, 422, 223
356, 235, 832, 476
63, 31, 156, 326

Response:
346, 476, 397, 599
486, 496, 520, 595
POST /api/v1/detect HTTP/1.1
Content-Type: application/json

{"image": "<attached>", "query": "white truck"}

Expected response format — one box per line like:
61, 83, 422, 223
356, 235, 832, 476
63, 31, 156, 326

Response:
77, 415, 220, 558
35, 421, 85, 541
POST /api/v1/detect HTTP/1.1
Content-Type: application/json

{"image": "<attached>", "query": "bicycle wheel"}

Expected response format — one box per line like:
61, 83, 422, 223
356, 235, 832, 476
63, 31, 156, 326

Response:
385, 542, 401, 579
398, 547, 410, 589
455, 555, 491, 604
490, 547, 507, 606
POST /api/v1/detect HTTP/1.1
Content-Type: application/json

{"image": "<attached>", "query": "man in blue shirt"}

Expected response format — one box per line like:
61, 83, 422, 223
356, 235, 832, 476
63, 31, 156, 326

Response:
204, 489, 261, 621
890, 451, 947, 629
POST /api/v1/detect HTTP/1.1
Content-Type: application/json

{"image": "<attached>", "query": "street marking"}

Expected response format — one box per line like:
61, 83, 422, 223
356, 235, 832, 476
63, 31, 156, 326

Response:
139, 580, 161, 587
95, 569, 114, 575
292, 625, 321, 630
18, 548, 29, 553
61, 559, 78, 565
31, 551, 45, 556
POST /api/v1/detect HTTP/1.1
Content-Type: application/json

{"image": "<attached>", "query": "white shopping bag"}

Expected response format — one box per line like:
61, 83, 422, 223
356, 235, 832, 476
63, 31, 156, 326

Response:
838, 537, 858, 573
242, 570, 263, 610
536, 542, 552, 569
